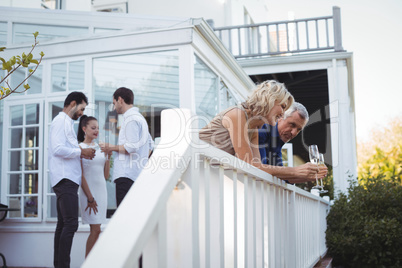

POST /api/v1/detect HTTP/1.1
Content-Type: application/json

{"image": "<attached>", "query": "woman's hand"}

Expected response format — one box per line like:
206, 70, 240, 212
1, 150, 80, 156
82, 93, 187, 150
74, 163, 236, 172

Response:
85, 198, 98, 215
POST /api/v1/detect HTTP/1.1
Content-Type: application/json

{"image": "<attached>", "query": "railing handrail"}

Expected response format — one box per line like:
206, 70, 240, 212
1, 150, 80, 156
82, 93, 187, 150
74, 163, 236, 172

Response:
83, 108, 329, 268
214, 15, 333, 31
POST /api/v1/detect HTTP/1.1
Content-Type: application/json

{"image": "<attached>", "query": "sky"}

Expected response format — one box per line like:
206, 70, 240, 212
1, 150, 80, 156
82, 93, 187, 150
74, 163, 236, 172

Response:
264, 0, 402, 142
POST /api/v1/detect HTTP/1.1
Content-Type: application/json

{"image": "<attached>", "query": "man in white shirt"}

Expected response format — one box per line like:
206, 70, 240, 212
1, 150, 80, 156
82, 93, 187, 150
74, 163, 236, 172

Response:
48, 92, 96, 268
100, 87, 152, 207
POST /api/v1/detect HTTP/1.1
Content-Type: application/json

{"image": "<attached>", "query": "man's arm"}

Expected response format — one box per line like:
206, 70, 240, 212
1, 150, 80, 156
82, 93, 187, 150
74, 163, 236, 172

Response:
100, 120, 149, 155
50, 120, 81, 159
99, 144, 129, 155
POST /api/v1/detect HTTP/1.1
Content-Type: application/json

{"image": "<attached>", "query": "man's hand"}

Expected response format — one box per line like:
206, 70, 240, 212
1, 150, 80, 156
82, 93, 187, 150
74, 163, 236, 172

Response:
317, 164, 328, 179
85, 198, 98, 215
100, 142, 114, 156
294, 162, 322, 181
286, 163, 329, 184
81, 148, 96, 160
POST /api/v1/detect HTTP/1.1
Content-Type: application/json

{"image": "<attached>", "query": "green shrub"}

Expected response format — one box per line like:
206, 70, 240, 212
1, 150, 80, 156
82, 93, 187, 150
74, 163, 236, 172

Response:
326, 176, 402, 267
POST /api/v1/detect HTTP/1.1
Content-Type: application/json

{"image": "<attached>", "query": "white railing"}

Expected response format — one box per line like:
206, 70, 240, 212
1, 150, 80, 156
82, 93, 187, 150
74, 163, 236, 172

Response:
82, 109, 330, 268
213, 6, 344, 58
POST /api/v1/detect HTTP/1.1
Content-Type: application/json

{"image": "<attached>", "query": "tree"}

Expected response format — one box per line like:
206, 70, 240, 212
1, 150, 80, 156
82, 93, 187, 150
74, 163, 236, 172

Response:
358, 116, 402, 185
326, 176, 402, 267
0, 32, 44, 100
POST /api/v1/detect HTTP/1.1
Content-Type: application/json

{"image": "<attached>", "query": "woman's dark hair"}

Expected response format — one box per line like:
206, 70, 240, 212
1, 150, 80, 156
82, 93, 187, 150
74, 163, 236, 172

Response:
113, 87, 134, 105
77, 115, 98, 142
64, 91, 88, 107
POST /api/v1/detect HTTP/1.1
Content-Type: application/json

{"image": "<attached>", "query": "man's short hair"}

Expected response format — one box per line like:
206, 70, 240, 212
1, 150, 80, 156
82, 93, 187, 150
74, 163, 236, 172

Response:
283, 102, 309, 123
64, 91, 88, 107
113, 87, 134, 105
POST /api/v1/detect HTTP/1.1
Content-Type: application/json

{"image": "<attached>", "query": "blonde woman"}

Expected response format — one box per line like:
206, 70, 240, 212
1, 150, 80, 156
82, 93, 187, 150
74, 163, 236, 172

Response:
199, 80, 326, 182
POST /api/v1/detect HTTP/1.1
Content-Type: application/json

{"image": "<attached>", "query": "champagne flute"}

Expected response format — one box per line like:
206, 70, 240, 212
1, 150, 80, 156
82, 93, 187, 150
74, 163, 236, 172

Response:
318, 153, 328, 193
308, 144, 321, 189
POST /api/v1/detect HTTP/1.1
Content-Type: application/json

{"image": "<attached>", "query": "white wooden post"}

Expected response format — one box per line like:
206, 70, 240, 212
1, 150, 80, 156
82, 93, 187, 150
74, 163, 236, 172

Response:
328, 58, 357, 196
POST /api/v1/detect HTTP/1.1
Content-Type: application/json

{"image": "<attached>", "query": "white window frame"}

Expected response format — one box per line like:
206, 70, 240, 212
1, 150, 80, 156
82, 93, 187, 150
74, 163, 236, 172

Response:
43, 56, 92, 221
1, 99, 44, 222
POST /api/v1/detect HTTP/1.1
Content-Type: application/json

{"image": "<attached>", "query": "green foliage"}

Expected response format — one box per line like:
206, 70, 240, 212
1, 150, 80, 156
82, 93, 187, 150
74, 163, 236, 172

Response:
358, 116, 402, 186
359, 142, 402, 186
0, 31, 45, 100
326, 176, 402, 267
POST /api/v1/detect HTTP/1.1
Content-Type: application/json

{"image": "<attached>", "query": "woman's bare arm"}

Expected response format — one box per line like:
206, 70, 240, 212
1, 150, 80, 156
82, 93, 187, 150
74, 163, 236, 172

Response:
223, 109, 326, 182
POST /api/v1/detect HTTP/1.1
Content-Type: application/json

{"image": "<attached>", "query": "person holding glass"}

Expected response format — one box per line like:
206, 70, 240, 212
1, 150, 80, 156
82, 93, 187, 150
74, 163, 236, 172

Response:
199, 80, 326, 182
258, 101, 327, 183
99, 87, 152, 207
77, 115, 111, 257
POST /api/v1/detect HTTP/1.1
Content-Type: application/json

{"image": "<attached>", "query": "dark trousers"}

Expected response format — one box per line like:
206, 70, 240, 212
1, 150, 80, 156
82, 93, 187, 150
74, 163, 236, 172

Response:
53, 179, 79, 268
115, 177, 134, 207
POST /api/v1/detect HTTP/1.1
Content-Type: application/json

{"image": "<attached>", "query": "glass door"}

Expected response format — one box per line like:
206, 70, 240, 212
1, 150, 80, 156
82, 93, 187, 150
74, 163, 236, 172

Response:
1, 100, 43, 220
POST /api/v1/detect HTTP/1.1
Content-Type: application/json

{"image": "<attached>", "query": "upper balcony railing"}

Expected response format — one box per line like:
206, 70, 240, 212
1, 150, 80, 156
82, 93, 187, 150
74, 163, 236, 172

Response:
83, 108, 330, 268
213, 6, 344, 59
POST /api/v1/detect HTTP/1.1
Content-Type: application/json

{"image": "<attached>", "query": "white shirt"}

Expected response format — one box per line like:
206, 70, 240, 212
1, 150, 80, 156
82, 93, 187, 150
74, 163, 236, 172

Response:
113, 107, 152, 182
48, 112, 82, 187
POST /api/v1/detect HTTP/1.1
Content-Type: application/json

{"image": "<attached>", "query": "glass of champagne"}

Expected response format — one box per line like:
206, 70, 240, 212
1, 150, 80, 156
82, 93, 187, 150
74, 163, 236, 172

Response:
308, 144, 321, 189
318, 153, 328, 193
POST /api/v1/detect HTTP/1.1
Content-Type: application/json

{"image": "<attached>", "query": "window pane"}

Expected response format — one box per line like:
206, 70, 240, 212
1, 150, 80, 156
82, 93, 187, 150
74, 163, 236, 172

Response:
9, 151, 22, 171
9, 174, 22, 194
24, 196, 38, 217
26, 127, 39, 147
10, 128, 23, 148
48, 195, 57, 218
226, 88, 237, 106
25, 149, 38, 171
51, 63, 67, 92
69, 61, 85, 91
9, 67, 26, 90
0, 69, 5, 89
8, 197, 21, 218
26, 103, 39, 125
0, 22, 6, 46
13, 23, 88, 44
49, 102, 64, 122
10, 105, 23, 126
194, 56, 219, 127
25, 173, 39, 194
93, 50, 179, 140
47, 171, 55, 193
93, 50, 179, 210
27, 65, 42, 95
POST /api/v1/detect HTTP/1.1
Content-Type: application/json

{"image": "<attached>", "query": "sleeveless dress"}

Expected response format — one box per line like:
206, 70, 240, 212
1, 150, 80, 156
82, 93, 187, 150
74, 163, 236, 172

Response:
79, 142, 107, 224
199, 102, 253, 155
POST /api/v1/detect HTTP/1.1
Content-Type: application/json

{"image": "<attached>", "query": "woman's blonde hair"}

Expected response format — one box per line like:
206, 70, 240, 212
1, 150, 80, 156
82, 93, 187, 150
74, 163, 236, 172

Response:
246, 80, 294, 116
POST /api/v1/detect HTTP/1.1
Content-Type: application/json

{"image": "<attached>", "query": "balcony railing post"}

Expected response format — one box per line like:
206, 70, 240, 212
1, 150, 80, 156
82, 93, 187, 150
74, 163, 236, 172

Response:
288, 191, 297, 267
333, 6, 344, 51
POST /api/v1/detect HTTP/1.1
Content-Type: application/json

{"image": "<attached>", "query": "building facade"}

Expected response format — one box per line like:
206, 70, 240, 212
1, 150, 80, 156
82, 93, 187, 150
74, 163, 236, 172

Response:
0, 2, 356, 267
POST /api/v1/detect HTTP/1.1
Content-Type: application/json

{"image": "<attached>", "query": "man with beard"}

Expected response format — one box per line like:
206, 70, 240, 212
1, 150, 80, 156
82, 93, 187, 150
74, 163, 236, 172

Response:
49, 91, 96, 268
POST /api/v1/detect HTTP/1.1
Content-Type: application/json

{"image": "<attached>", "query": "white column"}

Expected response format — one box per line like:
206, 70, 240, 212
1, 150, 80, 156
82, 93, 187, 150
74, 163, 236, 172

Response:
327, 58, 357, 196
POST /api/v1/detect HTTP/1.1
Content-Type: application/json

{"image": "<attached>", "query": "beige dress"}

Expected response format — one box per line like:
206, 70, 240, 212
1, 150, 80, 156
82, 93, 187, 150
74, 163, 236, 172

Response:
199, 102, 253, 155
